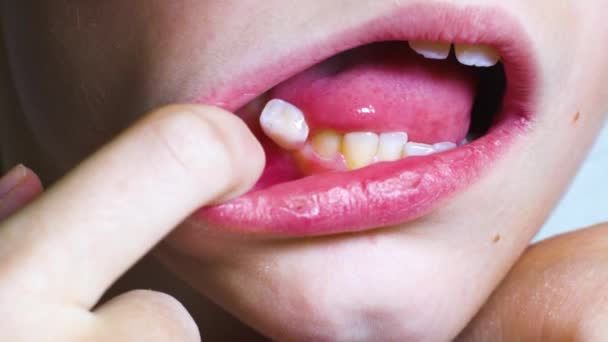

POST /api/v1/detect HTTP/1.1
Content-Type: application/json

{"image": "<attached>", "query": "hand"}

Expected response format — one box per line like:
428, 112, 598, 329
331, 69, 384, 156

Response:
0, 105, 264, 341
458, 223, 608, 341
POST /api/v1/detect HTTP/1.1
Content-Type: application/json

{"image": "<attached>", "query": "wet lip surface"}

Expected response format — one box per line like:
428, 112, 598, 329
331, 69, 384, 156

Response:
191, 4, 538, 237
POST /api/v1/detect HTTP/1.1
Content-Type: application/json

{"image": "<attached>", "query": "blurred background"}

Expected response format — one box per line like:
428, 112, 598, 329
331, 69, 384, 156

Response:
535, 122, 608, 241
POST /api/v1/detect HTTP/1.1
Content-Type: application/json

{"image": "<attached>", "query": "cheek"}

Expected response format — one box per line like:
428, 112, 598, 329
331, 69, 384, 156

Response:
2, 3, 151, 170
1, 1, 226, 175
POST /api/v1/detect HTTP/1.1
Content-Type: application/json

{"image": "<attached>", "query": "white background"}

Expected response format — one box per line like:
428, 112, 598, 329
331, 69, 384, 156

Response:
535, 122, 608, 241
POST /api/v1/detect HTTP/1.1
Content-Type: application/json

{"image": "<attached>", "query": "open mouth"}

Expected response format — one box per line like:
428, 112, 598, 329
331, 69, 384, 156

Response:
192, 4, 538, 237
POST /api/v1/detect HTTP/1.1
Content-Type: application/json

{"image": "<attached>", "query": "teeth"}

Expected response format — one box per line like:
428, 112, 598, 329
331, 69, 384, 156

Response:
454, 44, 500, 67
377, 132, 408, 162
311, 130, 342, 159
433, 142, 457, 153
257, 99, 463, 170
260, 99, 309, 151
342, 132, 379, 170
408, 41, 451, 60
404, 142, 436, 157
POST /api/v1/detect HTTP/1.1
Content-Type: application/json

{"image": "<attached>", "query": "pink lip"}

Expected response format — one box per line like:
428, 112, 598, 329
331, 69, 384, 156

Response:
190, 4, 539, 237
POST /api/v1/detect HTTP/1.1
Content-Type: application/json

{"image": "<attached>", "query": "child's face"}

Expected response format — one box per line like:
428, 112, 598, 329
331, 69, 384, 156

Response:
2, 1, 607, 340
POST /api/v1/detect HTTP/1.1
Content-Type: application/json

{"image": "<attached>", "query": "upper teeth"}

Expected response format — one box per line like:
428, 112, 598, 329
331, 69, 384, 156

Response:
409, 40, 500, 67
408, 41, 451, 60
454, 44, 500, 67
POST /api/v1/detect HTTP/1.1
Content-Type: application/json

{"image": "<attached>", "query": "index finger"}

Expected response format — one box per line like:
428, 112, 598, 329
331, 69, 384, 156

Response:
0, 105, 264, 308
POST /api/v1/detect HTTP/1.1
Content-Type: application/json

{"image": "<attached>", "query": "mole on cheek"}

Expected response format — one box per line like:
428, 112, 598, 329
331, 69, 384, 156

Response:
571, 112, 581, 124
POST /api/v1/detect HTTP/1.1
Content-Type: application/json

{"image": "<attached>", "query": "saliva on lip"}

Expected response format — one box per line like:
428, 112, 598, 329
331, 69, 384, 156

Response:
259, 99, 459, 171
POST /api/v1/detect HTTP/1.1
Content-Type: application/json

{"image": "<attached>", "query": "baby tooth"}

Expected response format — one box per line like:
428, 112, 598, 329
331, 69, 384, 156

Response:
408, 41, 451, 60
377, 132, 408, 162
454, 44, 500, 67
433, 142, 457, 152
404, 142, 435, 157
311, 130, 343, 159
343, 132, 379, 170
260, 99, 309, 151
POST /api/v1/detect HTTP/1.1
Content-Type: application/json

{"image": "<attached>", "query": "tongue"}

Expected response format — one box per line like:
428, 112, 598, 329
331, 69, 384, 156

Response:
270, 42, 478, 144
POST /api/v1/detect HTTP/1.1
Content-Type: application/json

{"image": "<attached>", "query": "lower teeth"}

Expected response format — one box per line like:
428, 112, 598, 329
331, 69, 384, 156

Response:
260, 98, 464, 171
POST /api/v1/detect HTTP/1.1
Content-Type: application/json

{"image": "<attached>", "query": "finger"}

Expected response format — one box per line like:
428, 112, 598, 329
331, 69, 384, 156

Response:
94, 290, 200, 342
0, 105, 265, 308
0, 165, 43, 220
457, 223, 608, 341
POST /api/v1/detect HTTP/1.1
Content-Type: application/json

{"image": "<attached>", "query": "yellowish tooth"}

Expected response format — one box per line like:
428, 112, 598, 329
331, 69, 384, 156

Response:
259, 99, 309, 150
311, 130, 343, 159
342, 132, 379, 170
377, 132, 408, 162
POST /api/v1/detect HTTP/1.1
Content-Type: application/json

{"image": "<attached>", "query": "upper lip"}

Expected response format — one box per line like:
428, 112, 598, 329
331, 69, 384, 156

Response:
189, 3, 539, 237
193, 3, 537, 117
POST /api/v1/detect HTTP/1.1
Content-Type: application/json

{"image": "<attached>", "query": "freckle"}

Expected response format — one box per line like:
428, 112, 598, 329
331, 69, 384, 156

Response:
492, 234, 501, 244
571, 112, 581, 124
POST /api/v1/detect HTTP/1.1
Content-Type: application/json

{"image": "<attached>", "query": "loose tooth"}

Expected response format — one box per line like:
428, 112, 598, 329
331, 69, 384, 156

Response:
408, 41, 451, 60
311, 130, 343, 159
377, 132, 408, 162
342, 132, 379, 170
259, 99, 309, 151
433, 142, 458, 152
454, 44, 500, 67
404, 142, 435, 157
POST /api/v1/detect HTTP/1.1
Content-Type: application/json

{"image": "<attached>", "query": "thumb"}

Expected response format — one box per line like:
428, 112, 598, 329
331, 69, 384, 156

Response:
94, 290, 200, 342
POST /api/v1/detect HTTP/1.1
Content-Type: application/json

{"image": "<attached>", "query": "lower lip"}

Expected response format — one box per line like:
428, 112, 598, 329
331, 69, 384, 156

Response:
190, 4, 538, 237
194, 115, 529, 236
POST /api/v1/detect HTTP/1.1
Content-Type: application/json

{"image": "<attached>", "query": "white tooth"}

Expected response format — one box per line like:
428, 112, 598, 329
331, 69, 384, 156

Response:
259, 99, 309, 151
311, 130, 343, 159
377, 132, 408, 162
404, 142, 435, 157
342, 132, 379, 170
408, 41, 451, 60
454, 44, 500, 67
433, 142, 458, 152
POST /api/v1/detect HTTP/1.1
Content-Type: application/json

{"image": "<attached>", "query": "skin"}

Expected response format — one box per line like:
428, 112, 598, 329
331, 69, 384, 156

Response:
0, 105, 265, 341
0, 1, 607, 340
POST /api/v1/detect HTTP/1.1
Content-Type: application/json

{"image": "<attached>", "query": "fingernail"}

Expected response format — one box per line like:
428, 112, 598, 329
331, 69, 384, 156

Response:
0, 165, 27, 199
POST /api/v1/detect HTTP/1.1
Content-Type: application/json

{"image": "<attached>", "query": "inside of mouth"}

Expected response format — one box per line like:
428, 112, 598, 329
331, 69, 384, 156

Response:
237, 41, 506, 191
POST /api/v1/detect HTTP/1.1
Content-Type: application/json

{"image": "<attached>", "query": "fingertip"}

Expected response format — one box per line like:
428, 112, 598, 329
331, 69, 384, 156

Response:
95, 290, 201, 342
0, 165, 43, 219
14, 166, 44, 198
178, 104, 266, 202
0, 164, 28, 198
139, 104, 265, 203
